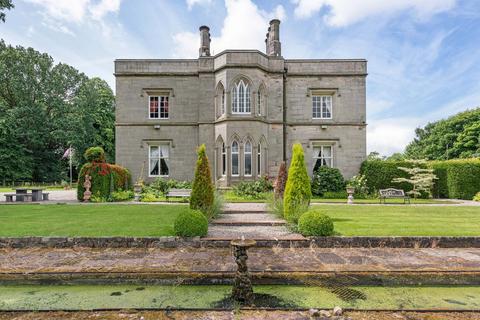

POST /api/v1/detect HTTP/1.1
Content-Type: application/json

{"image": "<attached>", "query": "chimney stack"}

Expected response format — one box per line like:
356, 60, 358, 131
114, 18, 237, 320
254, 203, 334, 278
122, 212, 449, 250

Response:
265, 19, 281, 57
199, 25, 211, 57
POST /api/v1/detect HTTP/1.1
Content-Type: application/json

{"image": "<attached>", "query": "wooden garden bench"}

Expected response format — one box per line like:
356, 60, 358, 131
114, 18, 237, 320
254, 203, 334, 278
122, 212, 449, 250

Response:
379, 188, 411, 204
4, 193, 33, 202
166, 188, 191, 202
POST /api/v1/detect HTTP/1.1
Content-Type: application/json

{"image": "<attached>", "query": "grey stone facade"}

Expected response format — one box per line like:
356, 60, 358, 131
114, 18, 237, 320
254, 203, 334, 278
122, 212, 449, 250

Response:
115, 20, 367, 186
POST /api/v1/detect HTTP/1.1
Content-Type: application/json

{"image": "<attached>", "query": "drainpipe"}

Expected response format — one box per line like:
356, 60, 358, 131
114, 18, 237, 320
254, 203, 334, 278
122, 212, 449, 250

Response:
282, 67, 288, 161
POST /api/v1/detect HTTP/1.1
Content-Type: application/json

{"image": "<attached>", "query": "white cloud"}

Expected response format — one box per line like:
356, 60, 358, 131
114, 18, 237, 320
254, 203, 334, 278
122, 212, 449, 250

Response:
186, 0, 212, 10
89, 0, 121, 20
292, 0, 456, 26
173, 0, 286, 58
25, 0, 121, 23
367, 117, 419, 155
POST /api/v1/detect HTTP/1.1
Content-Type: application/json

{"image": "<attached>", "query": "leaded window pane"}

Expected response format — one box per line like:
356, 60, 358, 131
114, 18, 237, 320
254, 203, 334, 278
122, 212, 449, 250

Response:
312, 95, 332, 119
149, 144, 169, 176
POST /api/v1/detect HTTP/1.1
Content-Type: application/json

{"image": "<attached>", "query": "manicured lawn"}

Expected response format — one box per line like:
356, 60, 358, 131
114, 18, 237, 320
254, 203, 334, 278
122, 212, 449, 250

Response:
313, 204, 480, 236
0, 204, 189, 237
311, 198, 459, 204
222, 190, 268, 202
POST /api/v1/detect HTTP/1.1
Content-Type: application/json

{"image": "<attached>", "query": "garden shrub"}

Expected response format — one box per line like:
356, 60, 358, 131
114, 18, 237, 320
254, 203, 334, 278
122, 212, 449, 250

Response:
274, 161, 288, 199
173, 209, 208, 237
311, 166, 345, 196
347, 174, 369, 198
232, 176, 273, 199
150, 178, 192, 196
140, 192, 161, 202
109, 190, 134, 202
473, 192, 480, 202
204, 191, 224, 220
446, 159, 480, 200
77, 147, 132, 201
190, 144, 214, 214
321, 191, 348, 199
298, 210, 334, 236
266, 193, 284, 218
283, 143, 312, 223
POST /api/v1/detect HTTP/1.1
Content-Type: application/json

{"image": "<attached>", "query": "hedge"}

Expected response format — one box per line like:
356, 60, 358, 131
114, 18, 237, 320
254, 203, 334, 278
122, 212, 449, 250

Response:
77, 147, 132, 201
359, 160, 423, 194
360, 159, 480, 200
445, 159, 480, 200
429, 161, 449, 198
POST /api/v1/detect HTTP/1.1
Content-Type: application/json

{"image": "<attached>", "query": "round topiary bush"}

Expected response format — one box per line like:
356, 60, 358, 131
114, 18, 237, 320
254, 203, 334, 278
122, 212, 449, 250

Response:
298, 210, 334, 236
174, 210, 208, 237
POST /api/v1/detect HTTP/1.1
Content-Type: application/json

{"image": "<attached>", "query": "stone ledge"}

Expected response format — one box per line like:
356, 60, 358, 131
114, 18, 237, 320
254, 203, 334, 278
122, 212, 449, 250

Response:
1, 236, 479, 249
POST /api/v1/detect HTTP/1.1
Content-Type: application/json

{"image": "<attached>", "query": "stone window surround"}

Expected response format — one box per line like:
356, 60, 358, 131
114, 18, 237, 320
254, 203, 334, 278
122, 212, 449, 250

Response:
311, 140, 337, 172
215, 136, 267, 181
147, 142, 171, 178
145, 89, 173, 120
231, 79, 251, 114
309, 88, 337, 120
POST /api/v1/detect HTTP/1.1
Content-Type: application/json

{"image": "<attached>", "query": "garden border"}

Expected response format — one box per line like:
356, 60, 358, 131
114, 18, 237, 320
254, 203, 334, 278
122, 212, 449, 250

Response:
1, 236, 480, 248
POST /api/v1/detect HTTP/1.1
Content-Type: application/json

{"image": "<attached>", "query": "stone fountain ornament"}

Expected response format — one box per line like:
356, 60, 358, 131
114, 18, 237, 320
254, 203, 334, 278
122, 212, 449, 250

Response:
230, 236, 256, 305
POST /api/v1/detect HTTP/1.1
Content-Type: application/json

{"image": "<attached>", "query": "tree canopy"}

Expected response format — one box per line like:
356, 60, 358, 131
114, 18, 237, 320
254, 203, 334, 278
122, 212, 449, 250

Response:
405, 108, 480, 160
0, 40, 115, 183
0, 0, 13, 22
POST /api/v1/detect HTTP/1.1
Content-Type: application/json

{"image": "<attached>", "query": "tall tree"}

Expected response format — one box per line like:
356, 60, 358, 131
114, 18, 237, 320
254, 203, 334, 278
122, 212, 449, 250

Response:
405, 108, 480, 160
0, 40, 115, 183
0, 0, 13, 22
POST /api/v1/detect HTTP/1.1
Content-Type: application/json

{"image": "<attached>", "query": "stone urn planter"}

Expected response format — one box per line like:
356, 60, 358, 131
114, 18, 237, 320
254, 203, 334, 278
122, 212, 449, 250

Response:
133, 183, 143, 202
346, 186, 355, 204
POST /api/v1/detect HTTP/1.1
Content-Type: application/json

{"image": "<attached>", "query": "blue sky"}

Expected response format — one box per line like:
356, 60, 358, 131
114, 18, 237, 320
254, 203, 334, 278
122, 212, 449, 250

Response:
1, 0, 480, 155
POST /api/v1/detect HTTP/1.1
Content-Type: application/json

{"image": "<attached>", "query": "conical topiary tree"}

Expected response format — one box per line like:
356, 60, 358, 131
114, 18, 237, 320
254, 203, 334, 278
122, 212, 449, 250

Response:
283, 143, 312, 223
274, 161, 287, 199
190, 144, 214, 215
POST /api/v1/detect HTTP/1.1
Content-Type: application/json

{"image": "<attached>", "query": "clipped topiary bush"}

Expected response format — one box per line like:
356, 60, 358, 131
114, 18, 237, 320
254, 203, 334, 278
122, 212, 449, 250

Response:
311, 166, 345, 196
298, 209, 334, 236
190, 144, 214, 215
446, 159, 480, 200
77, 147, 132, 201
283, 143, 312, 223
84, 146, 106, 162
173, 209, 208, 237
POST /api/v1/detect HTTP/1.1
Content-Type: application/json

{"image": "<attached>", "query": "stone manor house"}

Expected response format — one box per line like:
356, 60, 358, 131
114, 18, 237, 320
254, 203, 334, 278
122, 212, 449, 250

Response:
115, 20, 367, 186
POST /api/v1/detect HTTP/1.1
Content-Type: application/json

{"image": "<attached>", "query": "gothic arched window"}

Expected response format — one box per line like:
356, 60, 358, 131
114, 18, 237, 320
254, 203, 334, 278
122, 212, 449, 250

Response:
244, 141, 252, 176
231, 141, 239, 176
232, 80, 250, 114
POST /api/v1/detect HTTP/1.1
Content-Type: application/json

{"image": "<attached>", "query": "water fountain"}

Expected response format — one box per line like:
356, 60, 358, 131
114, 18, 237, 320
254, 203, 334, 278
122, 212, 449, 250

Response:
230, 236, 256, 305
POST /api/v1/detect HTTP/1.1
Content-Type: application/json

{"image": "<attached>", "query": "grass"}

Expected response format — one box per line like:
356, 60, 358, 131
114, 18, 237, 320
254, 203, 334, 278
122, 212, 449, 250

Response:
313, 204, 480, 236
0, 204, 190, 237
0, 284, 479, 310
311, 198, 459, 204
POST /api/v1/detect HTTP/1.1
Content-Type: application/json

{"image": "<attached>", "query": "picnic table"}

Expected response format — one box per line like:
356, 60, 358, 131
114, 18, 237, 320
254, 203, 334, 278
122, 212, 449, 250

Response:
12, 187, 46, 202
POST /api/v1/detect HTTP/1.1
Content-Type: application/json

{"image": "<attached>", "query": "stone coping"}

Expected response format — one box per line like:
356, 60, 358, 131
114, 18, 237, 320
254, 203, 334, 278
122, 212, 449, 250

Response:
1, 236, 479, 248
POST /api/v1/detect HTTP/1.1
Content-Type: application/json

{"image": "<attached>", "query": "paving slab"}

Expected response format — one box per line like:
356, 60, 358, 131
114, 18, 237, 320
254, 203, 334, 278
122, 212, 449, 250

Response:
1, 247, 480, 274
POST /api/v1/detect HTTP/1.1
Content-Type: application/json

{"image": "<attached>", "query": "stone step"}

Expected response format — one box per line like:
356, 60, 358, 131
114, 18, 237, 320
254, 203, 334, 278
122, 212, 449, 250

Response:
216, 213, 280, 222
206, 225, 304, 240
222, 210, 267, 214
211, 220, 286, 226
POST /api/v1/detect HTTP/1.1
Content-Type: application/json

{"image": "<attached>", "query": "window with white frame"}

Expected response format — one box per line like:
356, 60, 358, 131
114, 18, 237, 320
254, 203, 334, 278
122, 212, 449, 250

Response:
222, 143, 226, 176
231, 141, 239, 176
149, 144, 169, 176
257, 144, 261, 175
313, 145, 333, 172
232, 80, 250, 114
312, 95, 332, 119
149, 95, 169, 119
244, 141, 252, 176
